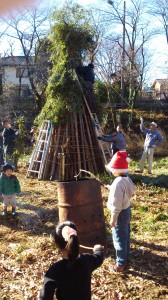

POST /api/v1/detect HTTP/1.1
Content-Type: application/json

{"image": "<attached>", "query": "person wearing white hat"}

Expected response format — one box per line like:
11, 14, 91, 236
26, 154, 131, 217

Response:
135, 118, 163, 174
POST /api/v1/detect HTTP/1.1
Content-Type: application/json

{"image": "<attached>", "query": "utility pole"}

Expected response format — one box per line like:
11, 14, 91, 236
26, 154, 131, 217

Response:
107, 0, 126, 102
121, 1, 126, 102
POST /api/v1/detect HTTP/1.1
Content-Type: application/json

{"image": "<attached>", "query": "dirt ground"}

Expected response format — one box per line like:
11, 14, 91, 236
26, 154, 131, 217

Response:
0, 165, 168, 300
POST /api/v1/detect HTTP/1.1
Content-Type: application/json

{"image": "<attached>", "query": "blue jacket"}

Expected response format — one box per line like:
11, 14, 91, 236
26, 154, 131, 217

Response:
101, 132, 126, 150
140, 125, 163, 148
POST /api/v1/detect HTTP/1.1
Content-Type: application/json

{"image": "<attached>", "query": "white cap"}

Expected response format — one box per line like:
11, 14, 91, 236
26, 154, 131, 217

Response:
150, 122, 157, 127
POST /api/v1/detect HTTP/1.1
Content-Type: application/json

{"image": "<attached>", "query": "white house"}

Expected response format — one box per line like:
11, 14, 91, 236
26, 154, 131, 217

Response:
0, 56, 32, 96
152, 79, 168, 100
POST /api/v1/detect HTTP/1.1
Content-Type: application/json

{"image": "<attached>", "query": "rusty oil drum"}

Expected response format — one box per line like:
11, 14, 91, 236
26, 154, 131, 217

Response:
57, 178, 106, 249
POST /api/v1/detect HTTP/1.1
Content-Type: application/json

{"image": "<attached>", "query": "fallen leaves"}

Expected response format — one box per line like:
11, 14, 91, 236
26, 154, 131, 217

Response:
0, 166, 168, 299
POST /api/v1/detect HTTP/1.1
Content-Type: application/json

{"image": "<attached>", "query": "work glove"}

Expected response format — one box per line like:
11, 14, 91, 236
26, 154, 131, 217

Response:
140, 117, 143, 124
152, 144, 156, 148
97, 136, 102, 140
15, 130, 19, 135
116, 125, 120, 132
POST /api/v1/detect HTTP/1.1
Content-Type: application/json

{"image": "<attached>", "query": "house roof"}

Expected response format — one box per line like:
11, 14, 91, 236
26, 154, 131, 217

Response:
152, 79, 168, 87
0, 56, 33, 66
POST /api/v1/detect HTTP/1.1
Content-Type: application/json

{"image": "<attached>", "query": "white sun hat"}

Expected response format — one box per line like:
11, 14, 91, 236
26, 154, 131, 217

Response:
150, 122, 157, 127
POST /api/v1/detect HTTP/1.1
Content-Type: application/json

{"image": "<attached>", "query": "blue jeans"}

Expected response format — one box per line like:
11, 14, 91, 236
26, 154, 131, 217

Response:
112, 207, 131, 267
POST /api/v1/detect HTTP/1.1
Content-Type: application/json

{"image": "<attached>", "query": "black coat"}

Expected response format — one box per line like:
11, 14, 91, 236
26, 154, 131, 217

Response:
2, 128, 16, 151
76, 65, 95, 84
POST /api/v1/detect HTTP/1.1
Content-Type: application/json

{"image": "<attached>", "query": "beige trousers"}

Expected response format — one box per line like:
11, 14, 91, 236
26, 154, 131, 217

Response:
139, 147, 154, 173
3, 194, 16, 207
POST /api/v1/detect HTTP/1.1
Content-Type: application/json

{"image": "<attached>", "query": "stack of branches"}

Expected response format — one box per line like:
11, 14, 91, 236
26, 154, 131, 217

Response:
28, 106, 105, 181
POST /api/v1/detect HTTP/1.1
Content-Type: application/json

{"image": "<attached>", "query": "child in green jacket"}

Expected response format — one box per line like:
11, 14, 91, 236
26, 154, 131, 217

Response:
0, 164, 21, 216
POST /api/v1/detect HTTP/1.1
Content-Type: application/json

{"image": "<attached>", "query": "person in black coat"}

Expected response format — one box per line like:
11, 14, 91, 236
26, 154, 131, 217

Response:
76, 63, 96, 113
1, 120, 19, 167
39, 221, 104, 300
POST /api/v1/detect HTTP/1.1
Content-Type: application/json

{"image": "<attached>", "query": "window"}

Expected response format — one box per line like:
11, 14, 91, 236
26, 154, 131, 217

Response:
16, 68, 29, 78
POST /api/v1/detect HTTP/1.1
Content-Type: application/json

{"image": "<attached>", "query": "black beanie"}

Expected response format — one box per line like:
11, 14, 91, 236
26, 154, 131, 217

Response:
3, 164, 14, 172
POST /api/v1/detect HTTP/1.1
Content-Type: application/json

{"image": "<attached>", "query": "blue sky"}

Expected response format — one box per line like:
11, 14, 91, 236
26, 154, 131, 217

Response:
39, 0, 168, 83
0, 0, 167, 84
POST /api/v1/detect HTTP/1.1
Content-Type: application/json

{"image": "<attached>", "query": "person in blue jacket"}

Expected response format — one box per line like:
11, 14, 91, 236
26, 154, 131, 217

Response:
98, 126, 126, 156
135, 118, 163, 174
39, 221, 104, 300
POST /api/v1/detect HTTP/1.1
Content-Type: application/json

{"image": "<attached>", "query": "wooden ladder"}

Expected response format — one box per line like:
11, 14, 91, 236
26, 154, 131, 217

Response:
92, 113, 111, 165
75, 71, 111, 166
26, 120, 54, 179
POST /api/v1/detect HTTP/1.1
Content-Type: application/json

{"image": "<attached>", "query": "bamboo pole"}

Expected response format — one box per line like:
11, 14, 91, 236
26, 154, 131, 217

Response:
79, 244, 104, 250
79, 113, 87, 172
50, 125, 61, 180
42, 125, 54, 179
74, 114, 81, 175
83, 109, 98, 173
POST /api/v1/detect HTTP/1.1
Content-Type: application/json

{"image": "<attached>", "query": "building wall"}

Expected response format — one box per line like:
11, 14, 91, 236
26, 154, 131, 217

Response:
154, 82, 161, 93
3, 66, 31, 89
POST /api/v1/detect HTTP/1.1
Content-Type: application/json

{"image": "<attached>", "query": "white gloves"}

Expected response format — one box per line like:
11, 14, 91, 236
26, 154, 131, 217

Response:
140, 117, 143, 124
15, 130, 19, 135
116, 125, 120, 132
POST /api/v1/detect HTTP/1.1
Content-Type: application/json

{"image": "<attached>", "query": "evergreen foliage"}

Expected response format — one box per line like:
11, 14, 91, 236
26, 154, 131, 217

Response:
37, 2, 96, 124
13, 117, 26, 164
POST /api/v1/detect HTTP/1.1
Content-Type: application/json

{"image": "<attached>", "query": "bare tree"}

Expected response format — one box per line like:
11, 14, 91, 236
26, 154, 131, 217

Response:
93, 0, 156, 108
1, 6, 52, 109
149, 0, 168, 44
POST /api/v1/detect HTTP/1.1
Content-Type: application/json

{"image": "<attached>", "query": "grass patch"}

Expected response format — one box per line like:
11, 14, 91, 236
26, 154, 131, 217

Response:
0, 156, 168, 300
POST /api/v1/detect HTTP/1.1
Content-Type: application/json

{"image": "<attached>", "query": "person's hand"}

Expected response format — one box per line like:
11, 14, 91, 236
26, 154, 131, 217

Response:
15, 130, 19, 135
110, 217, 116, 227
93, 244, 104, 251
116, 125, 120, 132
152, 144, 156, 148
110, 221, 116, 227
97, 136, 102, 140
140, 117, 143, 124
105, 184, 111, 190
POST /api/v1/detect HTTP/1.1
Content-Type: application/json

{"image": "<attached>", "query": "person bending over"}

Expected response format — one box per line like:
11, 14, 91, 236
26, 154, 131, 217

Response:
98, 126, 126, 156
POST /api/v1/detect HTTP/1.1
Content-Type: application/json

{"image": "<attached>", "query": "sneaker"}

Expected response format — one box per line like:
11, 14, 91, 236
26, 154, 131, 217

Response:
110, 264, 126, 273
2, 210, 7, 216
11, 210, 17, 216
135, 169, 143, 173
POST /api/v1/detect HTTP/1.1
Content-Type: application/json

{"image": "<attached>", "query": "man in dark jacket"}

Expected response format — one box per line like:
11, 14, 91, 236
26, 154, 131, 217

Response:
2, 120, 19, 167
76, 63, 96, 113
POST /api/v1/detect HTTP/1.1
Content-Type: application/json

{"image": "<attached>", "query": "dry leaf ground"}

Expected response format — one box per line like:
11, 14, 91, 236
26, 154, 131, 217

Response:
0, 157, 168, 300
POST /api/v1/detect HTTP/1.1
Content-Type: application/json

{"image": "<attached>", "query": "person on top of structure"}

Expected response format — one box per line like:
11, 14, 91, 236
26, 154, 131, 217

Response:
76, 63, 96, 113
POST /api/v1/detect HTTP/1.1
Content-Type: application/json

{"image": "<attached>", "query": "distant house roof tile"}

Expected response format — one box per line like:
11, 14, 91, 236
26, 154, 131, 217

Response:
0, 56, 33, 66
152, 79, 168, 87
